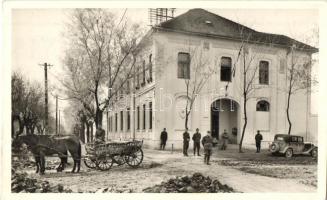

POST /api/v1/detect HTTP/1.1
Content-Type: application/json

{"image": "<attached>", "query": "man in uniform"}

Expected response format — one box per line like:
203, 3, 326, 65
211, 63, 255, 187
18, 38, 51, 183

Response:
202, 131, 213, 165
160, 128, 168, 150
255, 130, 263, 153
192, 128, 201, 156
221, 129, 229, 150
183, 128, 190, 156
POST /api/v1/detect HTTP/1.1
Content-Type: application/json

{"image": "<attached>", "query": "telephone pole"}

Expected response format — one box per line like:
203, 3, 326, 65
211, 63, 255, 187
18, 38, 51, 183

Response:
56, 95, 58, 135
39, 62, 53, 134
59, 109, 61, 135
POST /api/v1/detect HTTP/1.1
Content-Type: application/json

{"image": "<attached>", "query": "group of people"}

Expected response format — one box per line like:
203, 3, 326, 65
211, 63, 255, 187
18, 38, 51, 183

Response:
160, 128, 264, 165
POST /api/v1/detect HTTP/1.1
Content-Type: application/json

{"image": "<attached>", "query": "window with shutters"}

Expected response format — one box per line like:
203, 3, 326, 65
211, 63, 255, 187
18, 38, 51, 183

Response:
149, 102, 152, 130
137, 106, 140, 130
177, 52, 190, 79
259, 61, 269, 85
120, 111, 123, 131
143, 104, 146, 130
220, 57, 232, 82
115, 113, 118, 132
148, 54, 153, 82
127, 108, 130, 131
142, 60, 146, 86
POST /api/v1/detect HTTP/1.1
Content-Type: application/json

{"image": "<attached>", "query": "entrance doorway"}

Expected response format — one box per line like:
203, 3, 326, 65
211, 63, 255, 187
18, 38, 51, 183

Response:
211, 98, 239, 143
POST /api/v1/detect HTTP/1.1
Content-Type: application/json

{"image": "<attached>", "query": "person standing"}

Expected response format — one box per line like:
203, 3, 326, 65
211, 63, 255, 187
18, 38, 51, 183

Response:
192, 128, 201, 156
221, 129, 229, 150
255, 130, 263, 153
160, 128, 168, 150
202, 131, 213, 165
183, 128, 190, 156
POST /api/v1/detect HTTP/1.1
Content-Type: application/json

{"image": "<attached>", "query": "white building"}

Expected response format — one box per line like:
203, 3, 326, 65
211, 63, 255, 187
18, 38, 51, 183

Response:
105, 9, 318, 149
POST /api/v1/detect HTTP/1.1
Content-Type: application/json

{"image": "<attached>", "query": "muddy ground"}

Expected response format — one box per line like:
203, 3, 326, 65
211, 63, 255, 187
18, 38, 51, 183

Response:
13, 145, 317, 193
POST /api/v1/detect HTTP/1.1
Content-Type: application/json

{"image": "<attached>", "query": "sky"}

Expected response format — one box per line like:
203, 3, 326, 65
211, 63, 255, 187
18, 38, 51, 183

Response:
11, 8, 319, 129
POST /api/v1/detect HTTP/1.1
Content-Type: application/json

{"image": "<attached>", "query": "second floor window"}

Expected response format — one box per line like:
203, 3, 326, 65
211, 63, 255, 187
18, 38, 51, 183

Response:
177, 52, 190, 79
259, 61, 269, 85
220, 57, 232, 82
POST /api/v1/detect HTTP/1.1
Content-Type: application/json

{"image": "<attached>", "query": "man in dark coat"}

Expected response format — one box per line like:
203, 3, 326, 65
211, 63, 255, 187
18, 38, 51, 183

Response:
192, 128, 201, 156
160, 128, 168, 150
202, 131, 213, 165
255, 130, 263, 153
183, 128, 190, 156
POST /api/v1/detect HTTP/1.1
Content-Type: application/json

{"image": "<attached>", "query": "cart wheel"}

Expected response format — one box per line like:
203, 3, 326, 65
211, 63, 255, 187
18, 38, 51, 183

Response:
84, 157, 97, 169
96, 155, 113, 171
124, 148, 143, 168
113, 155, 126, 166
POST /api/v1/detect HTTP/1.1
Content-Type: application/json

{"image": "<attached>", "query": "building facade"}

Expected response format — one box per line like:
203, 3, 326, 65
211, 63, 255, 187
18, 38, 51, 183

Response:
105, 9, 318, 149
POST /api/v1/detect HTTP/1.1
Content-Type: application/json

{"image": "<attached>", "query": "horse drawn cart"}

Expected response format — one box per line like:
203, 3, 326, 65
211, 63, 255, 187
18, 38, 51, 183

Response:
83, 140, 144, 171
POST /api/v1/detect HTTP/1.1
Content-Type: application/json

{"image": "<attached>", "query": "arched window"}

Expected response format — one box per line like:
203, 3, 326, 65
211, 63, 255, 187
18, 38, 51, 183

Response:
256, 100, 270, 111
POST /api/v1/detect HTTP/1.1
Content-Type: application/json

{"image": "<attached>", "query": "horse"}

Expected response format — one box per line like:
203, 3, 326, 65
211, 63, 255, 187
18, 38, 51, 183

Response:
12, 134, 81, 174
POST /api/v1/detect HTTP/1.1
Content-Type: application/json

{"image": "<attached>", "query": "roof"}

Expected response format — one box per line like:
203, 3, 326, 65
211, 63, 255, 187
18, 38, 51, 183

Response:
155, 8, 318, 53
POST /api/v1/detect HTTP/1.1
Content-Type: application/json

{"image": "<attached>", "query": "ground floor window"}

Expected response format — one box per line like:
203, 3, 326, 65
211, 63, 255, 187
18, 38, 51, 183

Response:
149, 102, 152, 130
143, 104, 146, 130
115, 113, 118, 132
127, 108, 130, 131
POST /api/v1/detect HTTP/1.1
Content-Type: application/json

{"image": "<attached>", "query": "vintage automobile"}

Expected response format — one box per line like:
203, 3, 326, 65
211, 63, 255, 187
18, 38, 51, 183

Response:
269, 134, 317, 158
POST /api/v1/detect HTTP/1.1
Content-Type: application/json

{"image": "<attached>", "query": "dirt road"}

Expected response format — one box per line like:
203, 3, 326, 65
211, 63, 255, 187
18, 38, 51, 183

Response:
23, 146, 316, 193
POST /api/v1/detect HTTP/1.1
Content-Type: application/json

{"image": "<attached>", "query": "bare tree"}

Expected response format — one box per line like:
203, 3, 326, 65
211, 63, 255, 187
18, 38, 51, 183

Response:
61, 9, 144, 128
181, 46, 215, 129
233, 30, 261, 153
11, 72, 47, 137
284, 46, 317, 135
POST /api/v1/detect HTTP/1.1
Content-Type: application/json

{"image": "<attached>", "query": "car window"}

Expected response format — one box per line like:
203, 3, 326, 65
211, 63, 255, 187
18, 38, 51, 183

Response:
276, 136, 284, 141
291, 136, 298, 142
298, 137, 303, 142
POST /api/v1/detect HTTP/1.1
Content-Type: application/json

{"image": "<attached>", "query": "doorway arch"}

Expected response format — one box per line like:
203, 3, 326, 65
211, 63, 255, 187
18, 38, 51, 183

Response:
211, 98, 239, 144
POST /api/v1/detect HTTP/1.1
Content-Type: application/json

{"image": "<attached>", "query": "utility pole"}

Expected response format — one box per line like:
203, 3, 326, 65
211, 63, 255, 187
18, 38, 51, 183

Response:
39, 62, 53, 134
58, 109, 61, 135
56, 95, 58, 135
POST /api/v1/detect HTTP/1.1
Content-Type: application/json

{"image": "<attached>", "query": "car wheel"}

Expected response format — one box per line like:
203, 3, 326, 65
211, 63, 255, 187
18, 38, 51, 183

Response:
311, 148, 318, 158
285, 148, 293, 158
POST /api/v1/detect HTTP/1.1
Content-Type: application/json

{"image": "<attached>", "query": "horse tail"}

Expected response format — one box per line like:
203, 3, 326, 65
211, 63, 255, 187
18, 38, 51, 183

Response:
78, 142, 81, 163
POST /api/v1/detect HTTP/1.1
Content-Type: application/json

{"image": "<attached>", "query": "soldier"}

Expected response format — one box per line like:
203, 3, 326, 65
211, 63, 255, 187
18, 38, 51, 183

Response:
255, 130, 263, 153
221, 129, 229, 150
183, 128, 190, 156
160, 128, 168, 150
192, 128, 201, 156
202, 131, 213, 165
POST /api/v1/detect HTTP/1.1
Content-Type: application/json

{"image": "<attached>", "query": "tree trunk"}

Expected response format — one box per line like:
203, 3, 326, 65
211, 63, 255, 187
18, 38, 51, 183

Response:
86, 123, 90, 143
90, 122, 94, 142
287, 53, 294, 135
185, 111, 189, 130
239, 98, 247, 153
95, 109, 103, 128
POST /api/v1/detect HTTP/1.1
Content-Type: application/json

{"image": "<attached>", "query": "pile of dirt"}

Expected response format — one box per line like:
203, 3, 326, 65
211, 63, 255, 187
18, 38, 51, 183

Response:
11, 169, 72, 193
142, 173, 234, 193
